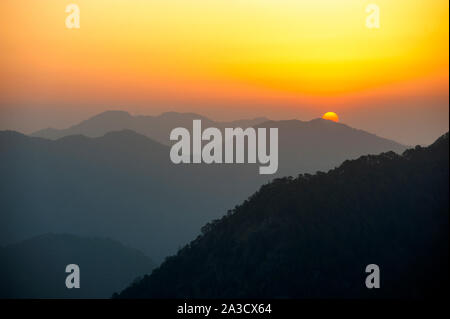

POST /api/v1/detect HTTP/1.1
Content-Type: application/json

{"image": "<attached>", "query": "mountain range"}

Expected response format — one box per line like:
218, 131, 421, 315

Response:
31, 110, 406, 176
1, 111, 407, 263
116, 133, 449, 299
1, 110, 445, 299
0, 233, 154, 298
31, 110, 270, 145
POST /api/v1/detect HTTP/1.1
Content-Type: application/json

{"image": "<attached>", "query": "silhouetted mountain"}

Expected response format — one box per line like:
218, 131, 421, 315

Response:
31, 110, 270, 145
0, 130, 258, 262
1, 120, 406, 263
31, 110, 406, 176
116, 133, 448, 299
257, 118, 406, 176
0, 233, 154, 298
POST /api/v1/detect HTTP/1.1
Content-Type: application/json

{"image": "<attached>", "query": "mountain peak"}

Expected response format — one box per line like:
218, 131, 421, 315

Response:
158, 111, 211, 121
85, 110, 133, 122
431, 131, 449, 148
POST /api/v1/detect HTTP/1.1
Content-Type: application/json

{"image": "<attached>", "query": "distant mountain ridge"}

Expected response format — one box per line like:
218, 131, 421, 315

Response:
30, 110, 406, 177
256, 118, 406, 175
116, 132, 448, 299
31, 110, 270, 145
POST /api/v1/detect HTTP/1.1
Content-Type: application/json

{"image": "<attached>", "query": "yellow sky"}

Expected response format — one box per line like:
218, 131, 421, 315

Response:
0, 0, 448, 145
1, 0, 448, 102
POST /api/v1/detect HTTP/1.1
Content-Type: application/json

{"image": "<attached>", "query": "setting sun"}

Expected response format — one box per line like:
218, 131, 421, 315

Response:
322, 112, 339, 122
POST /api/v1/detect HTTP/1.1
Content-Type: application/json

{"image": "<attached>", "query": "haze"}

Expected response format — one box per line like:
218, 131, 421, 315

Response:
0, 0, 448, 145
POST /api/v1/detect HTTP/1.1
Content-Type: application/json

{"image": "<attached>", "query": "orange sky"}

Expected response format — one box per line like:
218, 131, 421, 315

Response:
0, 0, 448, 145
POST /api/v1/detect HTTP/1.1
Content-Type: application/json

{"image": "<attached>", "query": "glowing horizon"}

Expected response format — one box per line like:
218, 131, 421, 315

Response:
1, 0, 448, 100
0, 0, 448, 145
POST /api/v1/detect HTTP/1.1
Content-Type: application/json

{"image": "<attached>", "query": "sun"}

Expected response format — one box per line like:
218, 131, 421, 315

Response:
322, 112, 339, 122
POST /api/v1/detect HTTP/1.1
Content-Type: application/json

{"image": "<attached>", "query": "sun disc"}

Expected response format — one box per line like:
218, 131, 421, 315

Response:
322, 112, 339, 122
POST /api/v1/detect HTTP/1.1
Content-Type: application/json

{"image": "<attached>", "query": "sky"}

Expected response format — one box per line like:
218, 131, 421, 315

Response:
0, 0, 448, 145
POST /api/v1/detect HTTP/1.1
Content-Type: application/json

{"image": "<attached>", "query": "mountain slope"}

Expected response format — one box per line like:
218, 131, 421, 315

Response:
0, 130, 260, 262
0, 233, 155, 298
116, 133, 448, 299
1, 121, 406, 263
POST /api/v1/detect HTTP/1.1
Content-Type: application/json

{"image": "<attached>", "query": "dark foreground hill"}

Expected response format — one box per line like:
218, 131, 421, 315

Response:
0, 233, 155, 298
116, 133, 449, 299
